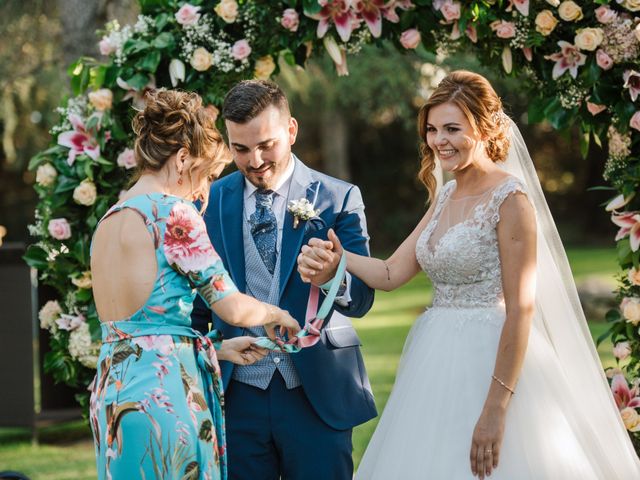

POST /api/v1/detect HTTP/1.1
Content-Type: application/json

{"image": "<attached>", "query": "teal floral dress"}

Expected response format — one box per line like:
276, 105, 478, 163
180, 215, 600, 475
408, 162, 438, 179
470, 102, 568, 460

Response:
88, 193, 237, 480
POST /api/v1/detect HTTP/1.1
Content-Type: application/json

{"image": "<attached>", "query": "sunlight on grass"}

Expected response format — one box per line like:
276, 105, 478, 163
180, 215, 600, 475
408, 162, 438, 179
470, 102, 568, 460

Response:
0, 247, 620, 477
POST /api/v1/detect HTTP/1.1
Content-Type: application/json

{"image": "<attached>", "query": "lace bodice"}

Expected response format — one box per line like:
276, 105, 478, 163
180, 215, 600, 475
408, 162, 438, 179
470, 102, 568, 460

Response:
416, 177, 527, 308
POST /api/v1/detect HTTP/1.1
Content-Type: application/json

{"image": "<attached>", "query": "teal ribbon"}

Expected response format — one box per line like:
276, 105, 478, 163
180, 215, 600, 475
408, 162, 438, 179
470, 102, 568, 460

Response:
254, 253, 347, 353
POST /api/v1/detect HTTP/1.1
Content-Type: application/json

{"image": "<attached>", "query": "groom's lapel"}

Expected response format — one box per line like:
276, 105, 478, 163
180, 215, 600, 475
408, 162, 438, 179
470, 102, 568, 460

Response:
279, 159, 319, 301
219, 174, 246, 293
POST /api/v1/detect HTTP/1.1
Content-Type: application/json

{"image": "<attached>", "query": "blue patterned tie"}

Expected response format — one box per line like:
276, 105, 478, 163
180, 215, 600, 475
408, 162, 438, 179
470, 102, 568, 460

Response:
250, 190, 277, 274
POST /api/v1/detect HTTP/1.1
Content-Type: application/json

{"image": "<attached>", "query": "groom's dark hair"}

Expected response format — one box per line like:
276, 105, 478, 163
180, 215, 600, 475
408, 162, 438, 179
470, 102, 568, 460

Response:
222, 80, 290, 124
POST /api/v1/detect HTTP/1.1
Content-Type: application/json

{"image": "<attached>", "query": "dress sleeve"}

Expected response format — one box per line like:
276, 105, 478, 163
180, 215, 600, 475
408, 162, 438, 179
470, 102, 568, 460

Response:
487, 177, 530, 228
163, 200, 238, 306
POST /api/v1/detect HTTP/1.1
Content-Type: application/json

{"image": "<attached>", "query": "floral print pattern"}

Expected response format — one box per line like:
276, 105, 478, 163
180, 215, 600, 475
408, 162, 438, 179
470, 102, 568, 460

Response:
89, 193, 237, 480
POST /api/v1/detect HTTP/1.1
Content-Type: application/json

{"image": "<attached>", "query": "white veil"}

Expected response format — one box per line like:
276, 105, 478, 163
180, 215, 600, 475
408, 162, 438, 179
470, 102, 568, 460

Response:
500, 119, 640, 475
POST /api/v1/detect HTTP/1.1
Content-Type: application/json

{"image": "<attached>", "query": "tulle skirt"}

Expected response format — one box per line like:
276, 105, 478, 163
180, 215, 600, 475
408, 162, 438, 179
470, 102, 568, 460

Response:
355, 306, 622, 480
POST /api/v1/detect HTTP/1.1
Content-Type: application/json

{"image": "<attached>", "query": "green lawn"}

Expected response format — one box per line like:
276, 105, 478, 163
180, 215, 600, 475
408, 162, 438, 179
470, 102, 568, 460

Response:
0, 247, 620, 478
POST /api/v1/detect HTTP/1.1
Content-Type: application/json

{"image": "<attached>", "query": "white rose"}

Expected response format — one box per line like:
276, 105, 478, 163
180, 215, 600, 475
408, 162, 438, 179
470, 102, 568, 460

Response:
574, 28, 604, 51
621, 407, 640, 432
72, 271, 92, 289
558, 1, 583, 21
254, 55, 276, 80
215, 0, 239, 23
190, 47, 213, 72
535, 10, 559, 36
39, 300, 62, 330
88, 89, 113, 111
73, 179, 97, 206
36, 163, 58, 187
623, 298, 640, 325
546, 0, 560, 6
621, 0, 640, 12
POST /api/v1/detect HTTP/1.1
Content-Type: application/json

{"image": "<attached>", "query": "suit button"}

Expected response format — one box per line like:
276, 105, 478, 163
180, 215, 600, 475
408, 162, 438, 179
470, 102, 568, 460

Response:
273, 357, 281, 364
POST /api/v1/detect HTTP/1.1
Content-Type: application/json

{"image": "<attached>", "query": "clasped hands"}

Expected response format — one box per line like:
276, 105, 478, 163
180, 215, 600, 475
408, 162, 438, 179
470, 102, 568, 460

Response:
297, 228, 344, 285
220, 229, 344, 366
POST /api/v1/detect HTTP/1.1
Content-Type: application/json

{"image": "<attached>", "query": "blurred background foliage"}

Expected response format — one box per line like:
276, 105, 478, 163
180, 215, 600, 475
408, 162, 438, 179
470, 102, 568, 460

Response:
0, 0, 611, 252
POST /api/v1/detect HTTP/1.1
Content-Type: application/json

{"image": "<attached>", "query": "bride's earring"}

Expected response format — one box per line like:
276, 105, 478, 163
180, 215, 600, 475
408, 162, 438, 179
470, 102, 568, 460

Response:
177, 168, 183, 185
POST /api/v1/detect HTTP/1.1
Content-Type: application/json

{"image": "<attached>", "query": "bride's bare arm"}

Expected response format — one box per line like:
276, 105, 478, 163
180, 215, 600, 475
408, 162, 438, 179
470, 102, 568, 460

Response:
298, 202, 435, 292
470, 192, 536, 479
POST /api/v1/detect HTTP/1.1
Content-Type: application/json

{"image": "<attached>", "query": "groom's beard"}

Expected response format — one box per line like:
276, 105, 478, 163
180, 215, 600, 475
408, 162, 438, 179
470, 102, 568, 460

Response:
242, 156, 292, 190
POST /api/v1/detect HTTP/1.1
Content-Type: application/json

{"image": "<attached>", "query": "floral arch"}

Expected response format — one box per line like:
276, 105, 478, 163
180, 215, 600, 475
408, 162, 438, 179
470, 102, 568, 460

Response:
25, 0, 640, 446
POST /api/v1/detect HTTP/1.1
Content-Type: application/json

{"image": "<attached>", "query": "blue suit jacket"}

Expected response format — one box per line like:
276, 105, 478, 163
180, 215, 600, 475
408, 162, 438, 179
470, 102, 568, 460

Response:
192, 158, 377, 430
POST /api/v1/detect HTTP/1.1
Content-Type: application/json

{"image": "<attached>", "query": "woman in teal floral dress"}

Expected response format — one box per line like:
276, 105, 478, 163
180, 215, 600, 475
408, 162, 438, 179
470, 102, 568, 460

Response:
89, 90, 300, 480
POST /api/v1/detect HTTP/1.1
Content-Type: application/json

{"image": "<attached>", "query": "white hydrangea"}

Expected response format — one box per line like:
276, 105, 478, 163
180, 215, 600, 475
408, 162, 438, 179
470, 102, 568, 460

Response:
68, 322, 100, 369
39, 300, 62, 330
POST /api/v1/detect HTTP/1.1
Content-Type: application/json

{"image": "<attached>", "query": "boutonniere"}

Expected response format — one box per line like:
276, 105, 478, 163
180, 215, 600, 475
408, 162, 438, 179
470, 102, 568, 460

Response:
287, 198, 320, 229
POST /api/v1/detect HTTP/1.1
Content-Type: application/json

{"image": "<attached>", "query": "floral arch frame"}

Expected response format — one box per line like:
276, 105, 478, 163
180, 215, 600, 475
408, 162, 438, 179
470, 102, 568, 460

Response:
25, 0, 640, 445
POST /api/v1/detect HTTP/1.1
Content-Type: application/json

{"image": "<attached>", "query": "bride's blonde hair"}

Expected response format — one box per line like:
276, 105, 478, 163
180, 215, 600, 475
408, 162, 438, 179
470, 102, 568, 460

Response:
417, 70, 511, 202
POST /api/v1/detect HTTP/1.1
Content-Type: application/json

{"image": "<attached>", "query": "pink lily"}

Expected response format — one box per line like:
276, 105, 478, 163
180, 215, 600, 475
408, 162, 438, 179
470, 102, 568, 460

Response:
57, 114, 100, 166
116, 75, 156, 110
310, 0, 356, 42
323, 36, 349, 76
612, 212, 640, 251
545, 41, 586, 80
507, 0, 529, 16
465, 23, 478, 43
606, 193, 634, 212
612, 374, 640, 410
623, 70, 640, 102
380, 0, 415, 23
353, 0, 385, 37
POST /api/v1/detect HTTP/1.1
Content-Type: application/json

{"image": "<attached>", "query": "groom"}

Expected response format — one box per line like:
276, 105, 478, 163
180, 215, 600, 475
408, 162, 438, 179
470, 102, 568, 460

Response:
191, 80, 377, 479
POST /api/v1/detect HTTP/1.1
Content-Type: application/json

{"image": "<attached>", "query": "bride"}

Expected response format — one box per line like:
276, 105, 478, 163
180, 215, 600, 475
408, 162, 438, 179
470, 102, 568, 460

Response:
297, 71, 640, 479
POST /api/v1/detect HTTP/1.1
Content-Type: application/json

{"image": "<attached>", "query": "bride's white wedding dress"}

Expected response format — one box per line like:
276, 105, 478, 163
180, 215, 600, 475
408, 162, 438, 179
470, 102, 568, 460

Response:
355, 176, 640, 479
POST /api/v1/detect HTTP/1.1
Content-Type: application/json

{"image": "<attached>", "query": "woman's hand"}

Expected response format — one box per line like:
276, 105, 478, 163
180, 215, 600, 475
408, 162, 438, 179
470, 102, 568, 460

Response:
297, 228, 344, 284
218, 337, 269, 365
264, 306, 301, 342
470, 405, 507, 479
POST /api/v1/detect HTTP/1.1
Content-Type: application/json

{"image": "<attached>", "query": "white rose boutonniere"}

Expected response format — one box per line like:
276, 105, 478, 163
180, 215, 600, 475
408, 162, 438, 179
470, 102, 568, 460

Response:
287, 198, 320, 229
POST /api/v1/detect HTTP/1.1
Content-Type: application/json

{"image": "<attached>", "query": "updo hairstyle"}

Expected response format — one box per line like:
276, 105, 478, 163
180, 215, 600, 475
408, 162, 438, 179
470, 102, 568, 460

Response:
131, 89, 231, 201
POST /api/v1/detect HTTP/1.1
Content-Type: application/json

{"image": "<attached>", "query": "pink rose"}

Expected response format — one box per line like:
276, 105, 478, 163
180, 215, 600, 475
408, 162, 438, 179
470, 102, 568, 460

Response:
612, 341, 631, 363
490, 20, 516, 39
596, 49, 613, 70
117, 148, 137, 169
48, 218, 71, 240
99, 37, 116, 56
631, 111, 640, 132
400, 29, 421, 49
231, 39, 252, 61
440, 1, 461, 22
280, 8, 299, 32
175, 3, 201, 26
586, 101, 606, 116
595, 5, 617, 24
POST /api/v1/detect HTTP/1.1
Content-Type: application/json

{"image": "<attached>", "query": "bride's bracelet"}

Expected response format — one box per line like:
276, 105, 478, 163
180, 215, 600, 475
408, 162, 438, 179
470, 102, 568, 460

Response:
492, 375, 515, 395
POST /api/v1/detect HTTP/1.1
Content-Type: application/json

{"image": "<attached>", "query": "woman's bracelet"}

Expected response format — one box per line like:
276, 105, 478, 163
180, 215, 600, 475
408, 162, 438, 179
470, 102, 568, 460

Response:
491, 374, 515, 395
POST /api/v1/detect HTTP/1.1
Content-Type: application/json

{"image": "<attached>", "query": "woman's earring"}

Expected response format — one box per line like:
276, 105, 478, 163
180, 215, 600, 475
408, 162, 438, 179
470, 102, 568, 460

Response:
177, 170, 183, 185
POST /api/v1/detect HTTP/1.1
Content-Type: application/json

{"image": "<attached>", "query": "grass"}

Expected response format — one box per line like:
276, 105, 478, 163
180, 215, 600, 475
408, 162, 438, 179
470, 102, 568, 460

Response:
0, 247, 619, 478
